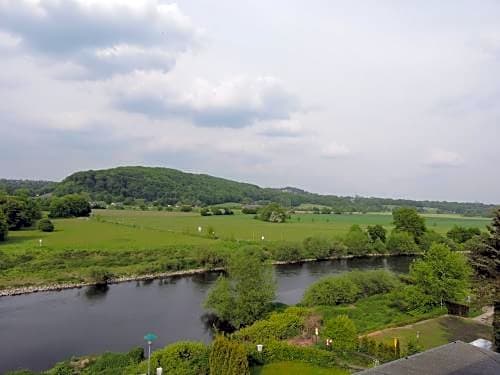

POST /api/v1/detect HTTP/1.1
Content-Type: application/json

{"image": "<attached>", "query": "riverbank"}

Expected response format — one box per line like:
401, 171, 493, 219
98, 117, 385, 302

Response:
0, 253, 419, 297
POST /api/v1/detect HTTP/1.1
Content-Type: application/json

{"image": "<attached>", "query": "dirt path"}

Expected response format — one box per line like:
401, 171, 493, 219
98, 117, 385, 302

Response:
472, 306, 494, 326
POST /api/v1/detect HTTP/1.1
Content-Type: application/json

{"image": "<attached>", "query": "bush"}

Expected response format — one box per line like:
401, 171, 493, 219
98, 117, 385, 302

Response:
49, 194, 91, 218
258, 204, 287, 223
344, 225, 372, 255
200, 208, 211, 216
302, 275, 360, 306
38, 218, 55, 232
241, 206, 258, 214
233, 307, 309, 343
209, 336, 249, 375
303, 236, 331, 259
322, 315, 358, 352
89, 268, 114, 285
269, 241, 304, 262
82, 348, 144, 374
247, 340, 338, 368
180, 205, 193, 212
389, 285, 436, 312
302, 270, 400, 306
145, 341, 209, 375
386, 231, 419, 254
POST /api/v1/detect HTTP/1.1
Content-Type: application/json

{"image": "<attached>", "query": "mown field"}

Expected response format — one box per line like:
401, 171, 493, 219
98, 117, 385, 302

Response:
0, 210, 489, 290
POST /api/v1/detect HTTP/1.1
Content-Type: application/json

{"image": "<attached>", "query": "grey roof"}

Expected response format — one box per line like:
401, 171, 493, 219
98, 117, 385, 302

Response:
358, 341, 500, 375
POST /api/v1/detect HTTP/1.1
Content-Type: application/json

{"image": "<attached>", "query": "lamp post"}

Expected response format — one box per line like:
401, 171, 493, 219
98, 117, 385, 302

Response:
314, 327, 319, 344
144, 333, 158, 375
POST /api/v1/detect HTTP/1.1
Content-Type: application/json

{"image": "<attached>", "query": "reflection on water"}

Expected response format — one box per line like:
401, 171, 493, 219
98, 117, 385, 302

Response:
0, 256, 413, 373
84, 285, 110, 300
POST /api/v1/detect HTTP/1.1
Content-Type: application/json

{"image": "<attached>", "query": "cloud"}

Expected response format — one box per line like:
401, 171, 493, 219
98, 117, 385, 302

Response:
321, 142, 351, 159
113, 73, 300, 128
0, 0, 201, 78
425, 149, 464, 168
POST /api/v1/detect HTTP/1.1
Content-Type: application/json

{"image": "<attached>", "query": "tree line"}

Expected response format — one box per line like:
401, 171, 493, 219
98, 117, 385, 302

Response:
20, 165, 495, 216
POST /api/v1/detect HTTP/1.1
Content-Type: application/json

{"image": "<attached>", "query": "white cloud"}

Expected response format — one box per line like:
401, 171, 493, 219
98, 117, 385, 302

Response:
113, 73, 300, 128
0, 0, 202, 78
426, 149, 464, 168
321, 142, 351, 159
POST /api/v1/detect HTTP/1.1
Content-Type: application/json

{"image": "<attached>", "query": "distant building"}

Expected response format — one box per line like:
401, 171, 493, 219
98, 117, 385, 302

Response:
358, 341, 500, 375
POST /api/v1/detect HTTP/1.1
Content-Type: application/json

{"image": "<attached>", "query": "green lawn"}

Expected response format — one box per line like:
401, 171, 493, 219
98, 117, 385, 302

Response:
368, 315, 492, 351
251, 361, 349, 375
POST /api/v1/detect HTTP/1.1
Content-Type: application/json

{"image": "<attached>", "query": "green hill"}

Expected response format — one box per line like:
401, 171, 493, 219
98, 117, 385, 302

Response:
52, 166, 497, 216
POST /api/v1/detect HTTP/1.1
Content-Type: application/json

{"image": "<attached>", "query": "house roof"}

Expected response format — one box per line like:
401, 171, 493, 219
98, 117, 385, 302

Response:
358, 341, 500, 375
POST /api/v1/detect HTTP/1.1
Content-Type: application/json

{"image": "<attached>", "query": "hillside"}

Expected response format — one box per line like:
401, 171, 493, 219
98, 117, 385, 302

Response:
52, 166, 497, 216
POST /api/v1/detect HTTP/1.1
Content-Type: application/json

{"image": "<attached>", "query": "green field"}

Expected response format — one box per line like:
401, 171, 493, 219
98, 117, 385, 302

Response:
0, 210, 489, 290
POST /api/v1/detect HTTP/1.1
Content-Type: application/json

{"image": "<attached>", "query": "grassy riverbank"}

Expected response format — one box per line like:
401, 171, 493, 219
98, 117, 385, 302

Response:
0, 210, 487, 291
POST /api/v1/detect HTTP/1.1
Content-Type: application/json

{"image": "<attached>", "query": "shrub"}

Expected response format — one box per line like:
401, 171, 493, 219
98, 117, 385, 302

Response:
83, 348, 144, 374
200, 208, 211, 216
302, 275, 360, 306
247, 340, 338, 368
209, 336, 249, 375
302, 270, 400, 306
233, 307, 309, 343
180, 205, 193, 212
386, 231, 419, 254
241, 206, 258, 214
344, 225, 372, 255
89, 268, 114, 285
49, 194, 91, 218
269, 241, 304, 262
322, 315, 358, 352
38, 218, 55, 232
258, 204, 287, 223
303, 236, 331, 259
146, 341, 209, 375
389, 285, 436, 312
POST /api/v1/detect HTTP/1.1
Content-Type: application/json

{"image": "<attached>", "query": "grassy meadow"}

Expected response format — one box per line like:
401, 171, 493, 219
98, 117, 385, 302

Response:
0, 209, 489, 290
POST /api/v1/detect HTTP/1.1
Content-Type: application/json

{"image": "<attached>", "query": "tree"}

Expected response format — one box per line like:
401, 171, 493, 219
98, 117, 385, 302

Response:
386, 231, 419, 254
322, 315, 358, 352
209, 336, 249, 375
410, 243, 471, 305
0, 196, 41, 230
204, 251, 276, 328
257, 203, 287, 223
367, 224, 387, 243
447, 225, 481, 244
469, 209, 500, 352
0, 211, 8, 241
49, 195, 91, 218
38, 218, 54, 232
392, 207, 426, 242
344, 225, 372, 255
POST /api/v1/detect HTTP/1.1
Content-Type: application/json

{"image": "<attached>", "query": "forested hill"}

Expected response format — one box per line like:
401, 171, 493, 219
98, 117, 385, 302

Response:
52, 166, 497, 216
0, 179, 57, 196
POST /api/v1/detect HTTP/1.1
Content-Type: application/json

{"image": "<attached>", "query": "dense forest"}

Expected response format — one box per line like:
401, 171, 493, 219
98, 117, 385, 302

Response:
0, 179, 56, 196
36, 166, 496, 216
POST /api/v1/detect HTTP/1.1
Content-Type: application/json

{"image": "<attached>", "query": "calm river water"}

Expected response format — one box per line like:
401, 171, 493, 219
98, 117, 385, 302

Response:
0, 256, 413, 372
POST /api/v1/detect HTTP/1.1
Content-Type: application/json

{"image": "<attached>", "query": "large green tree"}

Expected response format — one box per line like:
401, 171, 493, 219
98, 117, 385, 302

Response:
0, 211, 8, 241
469, 209, 500, 352
392, 207, 426, 242
410, 243, 471, 305
204, 251, 276, 328
49, 194, 91, 218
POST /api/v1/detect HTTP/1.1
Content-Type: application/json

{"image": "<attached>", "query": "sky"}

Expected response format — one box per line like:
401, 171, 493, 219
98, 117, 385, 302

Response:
0, 0, 499, 203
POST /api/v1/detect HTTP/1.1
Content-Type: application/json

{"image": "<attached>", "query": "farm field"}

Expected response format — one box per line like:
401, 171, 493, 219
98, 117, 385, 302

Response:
95, 209, 488, 241
1, 209, 489, 252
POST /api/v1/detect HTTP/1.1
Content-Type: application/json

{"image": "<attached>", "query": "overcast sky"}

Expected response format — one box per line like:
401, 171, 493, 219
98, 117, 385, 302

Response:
0, 0, 499, 203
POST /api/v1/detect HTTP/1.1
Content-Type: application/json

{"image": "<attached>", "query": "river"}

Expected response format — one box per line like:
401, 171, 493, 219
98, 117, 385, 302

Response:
0, 256, 413, 372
